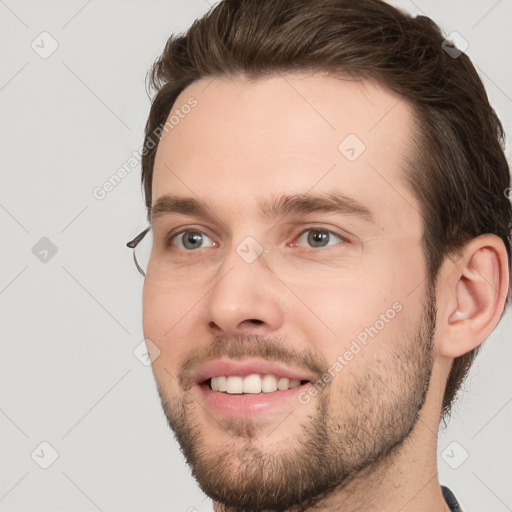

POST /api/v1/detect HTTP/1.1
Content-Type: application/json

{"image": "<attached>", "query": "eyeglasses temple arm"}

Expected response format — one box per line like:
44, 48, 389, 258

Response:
126, 226, 151, 248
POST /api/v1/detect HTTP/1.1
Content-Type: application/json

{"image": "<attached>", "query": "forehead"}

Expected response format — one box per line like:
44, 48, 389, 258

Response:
152, 73, 420, 231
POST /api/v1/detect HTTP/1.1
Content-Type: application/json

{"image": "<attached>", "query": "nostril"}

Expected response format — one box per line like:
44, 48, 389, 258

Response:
208, 321, 221, 331
248, 319, 263, 325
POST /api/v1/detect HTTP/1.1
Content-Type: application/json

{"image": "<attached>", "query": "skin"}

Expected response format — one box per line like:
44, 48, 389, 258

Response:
142, 73, 508, 512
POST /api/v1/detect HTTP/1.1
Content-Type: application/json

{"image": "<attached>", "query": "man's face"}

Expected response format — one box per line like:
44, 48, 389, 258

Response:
143, 74, 437, 511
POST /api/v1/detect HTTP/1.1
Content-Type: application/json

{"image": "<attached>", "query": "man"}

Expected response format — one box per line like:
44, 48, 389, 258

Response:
127, 0, 511, 510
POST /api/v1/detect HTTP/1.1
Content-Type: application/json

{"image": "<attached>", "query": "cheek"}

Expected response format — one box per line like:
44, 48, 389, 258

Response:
142, 282, 206, 374
290, 269, 418, 367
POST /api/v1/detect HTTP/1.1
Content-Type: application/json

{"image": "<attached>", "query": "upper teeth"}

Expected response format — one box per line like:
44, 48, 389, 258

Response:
210, 374, 302, 394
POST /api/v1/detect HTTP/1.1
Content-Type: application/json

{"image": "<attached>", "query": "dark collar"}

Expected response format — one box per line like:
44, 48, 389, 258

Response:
441, 485, 463, 511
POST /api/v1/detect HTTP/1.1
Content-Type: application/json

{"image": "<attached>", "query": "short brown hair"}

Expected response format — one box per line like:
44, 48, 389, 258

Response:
140, 0, 512, 422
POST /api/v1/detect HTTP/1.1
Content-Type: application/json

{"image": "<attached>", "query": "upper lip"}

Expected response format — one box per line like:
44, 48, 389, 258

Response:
192, 359, 317, 384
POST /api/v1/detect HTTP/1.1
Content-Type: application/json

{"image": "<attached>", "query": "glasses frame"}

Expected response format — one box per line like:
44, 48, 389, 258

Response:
126, 226, 151, 277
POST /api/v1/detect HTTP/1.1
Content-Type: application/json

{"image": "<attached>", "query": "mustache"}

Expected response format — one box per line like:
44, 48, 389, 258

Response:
178, 334, 328, 390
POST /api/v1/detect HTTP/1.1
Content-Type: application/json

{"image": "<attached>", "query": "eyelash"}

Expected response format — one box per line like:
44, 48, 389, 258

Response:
165, 226, 347, 250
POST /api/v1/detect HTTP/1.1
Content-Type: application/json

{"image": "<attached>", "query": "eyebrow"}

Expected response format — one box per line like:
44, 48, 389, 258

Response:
150, 192, 374, 224
260, 192, 374, 223
151, 196, 207, 220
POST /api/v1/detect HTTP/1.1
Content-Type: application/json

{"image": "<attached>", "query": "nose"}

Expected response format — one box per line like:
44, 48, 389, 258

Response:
202, 246, 284, 338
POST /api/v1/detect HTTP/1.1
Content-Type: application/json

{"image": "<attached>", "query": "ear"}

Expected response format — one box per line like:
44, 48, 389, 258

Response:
436, 234, 510, 358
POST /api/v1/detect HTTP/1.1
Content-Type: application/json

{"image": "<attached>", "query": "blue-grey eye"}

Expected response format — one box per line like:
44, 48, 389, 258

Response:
297, 229, 343, 248
175, 231, 214, 250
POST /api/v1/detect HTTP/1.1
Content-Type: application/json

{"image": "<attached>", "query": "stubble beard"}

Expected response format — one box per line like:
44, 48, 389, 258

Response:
154, 288, 437, 512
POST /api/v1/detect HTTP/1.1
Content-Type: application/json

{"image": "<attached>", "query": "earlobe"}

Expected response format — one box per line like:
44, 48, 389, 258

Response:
439, 235, 509, 358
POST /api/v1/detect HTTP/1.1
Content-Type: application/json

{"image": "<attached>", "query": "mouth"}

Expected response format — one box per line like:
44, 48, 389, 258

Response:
202, 374, 311, 394
192, 360, 316, 418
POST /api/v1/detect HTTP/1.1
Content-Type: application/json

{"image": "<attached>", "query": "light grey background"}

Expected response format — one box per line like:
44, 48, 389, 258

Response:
1, 1, 511, 511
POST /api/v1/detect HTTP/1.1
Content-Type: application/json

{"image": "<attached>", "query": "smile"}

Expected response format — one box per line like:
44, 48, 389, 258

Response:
192, 358, 316, 417
208, 374, 308, 394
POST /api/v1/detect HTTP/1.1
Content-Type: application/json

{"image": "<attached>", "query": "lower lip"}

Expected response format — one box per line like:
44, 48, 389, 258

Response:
198, 382, 310, 417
